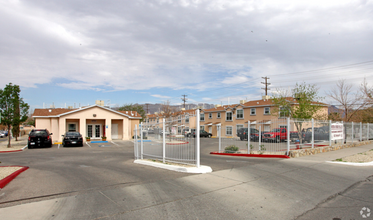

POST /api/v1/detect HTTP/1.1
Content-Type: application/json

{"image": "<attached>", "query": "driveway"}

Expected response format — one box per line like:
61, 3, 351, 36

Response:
0, 139, 372, 219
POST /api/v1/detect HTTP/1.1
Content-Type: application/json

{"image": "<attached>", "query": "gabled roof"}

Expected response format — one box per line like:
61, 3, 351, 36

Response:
33, 105, 142, 119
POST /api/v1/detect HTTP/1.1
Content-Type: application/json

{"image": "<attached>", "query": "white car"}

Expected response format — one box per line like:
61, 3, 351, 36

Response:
0, 132, 5, 138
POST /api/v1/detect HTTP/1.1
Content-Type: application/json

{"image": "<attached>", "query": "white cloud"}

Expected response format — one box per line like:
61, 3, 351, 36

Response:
151, 94, 171, 99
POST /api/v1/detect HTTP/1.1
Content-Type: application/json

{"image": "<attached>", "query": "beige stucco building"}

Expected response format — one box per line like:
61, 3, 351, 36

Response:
33, 105, 141, 142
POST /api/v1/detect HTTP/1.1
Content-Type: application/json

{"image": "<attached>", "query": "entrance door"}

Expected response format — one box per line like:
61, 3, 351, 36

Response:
87, 124, 101, 139
112, 124, 118, 139
209, 126, 212, 133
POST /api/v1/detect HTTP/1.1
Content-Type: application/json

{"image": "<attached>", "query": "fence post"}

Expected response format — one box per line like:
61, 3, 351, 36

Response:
311, 118, 314, 149
360, 122, 362, 142
329, 120, 332, 146
196, 109, 200, 168
368, 123, 370, 141
134, 124, 138, 159
287, 118, 290, 155
140, 122, 143, 160
248, 121, 251, 154
163, 118, 166, 163
352, 122, 354, 143
258, 125, 261, 151
218, 125, 221, 152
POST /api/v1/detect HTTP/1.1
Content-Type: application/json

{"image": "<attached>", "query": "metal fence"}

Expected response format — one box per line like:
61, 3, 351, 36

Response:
134, 110, 200, 167
218, 119, 373, 155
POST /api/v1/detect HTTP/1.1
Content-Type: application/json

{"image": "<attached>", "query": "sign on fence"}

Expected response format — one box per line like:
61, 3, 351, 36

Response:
331, 122, 343, 140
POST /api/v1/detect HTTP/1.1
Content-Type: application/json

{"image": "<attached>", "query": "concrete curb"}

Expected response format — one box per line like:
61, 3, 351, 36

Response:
327, 161, 373, 166
0, 166, 29, 189
134, 160, 212, 173
0, 145, 28, 153
210, 152, 290, 159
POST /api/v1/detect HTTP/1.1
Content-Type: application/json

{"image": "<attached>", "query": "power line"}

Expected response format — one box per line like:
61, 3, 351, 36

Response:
181, 95, 188, 108
261, 76, 270, 96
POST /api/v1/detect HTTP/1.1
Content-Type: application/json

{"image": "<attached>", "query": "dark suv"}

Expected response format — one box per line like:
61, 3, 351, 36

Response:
28, 129, 53, 149
237, 128, 260, 141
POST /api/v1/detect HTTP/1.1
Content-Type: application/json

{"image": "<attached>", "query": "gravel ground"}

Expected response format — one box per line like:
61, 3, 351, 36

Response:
338, 149, 373, 163
0, 167, 23, 181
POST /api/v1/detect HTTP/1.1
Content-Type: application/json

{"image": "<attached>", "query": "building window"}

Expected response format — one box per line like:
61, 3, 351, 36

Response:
68, 123, 76, 132
200, 113, 205, 121
178, 115, 181, 123
200, 126, 204, 131
236, 124, 244, 135
185, 115, 189, 123
217, 112, 221, 118
178, 127, 181, 134
226, 112, 233, 121
226, 126, 233, 136
280, 107, 290, 118
209, 113, 212, 119
157, 118, 159, 123
236, 109, 244, 119
264, 107, 270, 115
250, 108, 256, 115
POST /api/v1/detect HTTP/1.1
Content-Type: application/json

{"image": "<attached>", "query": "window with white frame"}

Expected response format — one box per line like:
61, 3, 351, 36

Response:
236, 124, 244, 135
200, 126, 204, 131
226, 112, 233, 121
185, 115, 189, 123
178, 127, 181, 134
226, 126, 233, 136
157, 118, 159, 123
200, 113, 205, 121
236, 109, 244, 119
217, 112, 221, 118
178, 115, 181, 123
250, 108, 256, 115
264, 107, 270, 115
279, 107, 290, 118
209, 113, 212, 119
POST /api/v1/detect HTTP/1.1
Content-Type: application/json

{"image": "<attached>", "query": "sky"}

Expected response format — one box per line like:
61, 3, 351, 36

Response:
1, 0, 373, 112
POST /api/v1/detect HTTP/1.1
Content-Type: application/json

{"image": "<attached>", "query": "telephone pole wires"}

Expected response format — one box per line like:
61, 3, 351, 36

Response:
181, 95, 188, 109
261, 77, 271, 96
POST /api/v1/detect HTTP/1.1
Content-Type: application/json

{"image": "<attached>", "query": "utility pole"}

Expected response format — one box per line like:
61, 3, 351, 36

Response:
261, 76, 271, 96
181, 95, 188, 109
145, 103, 150, 114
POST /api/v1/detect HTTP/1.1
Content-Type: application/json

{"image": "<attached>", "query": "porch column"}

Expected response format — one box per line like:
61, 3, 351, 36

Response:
59, 118, 66, 142
106, 119, 112, 141
80, 118, 86, 141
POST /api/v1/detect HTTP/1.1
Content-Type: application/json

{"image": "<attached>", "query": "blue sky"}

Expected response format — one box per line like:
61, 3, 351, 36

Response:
1, 0, 373, 112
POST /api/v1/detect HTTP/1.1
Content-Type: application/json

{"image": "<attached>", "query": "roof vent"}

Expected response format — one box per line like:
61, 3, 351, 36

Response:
49, 109, 52, 112
257, 102, 259, 104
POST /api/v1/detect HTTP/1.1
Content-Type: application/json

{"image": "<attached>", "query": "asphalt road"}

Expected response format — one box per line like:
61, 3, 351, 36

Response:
0, 138, 372, 219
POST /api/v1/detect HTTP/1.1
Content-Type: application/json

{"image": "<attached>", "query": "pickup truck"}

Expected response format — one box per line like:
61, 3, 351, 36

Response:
262, 128, 299, 143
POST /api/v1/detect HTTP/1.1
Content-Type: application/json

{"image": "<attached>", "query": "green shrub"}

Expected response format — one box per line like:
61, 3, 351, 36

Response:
224, 145, 239, 153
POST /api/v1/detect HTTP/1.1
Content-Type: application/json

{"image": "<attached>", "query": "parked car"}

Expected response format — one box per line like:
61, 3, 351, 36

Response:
237, 128, 260, 141
262, 128, 299, 143
188, 129, 212, 138
62, 132, 83, 147
303, 126, 330, 143
28, 129, 53, 149
0, 131, 8, 138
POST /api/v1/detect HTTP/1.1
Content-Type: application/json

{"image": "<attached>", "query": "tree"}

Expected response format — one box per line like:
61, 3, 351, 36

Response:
161, 100, 177, 141
361, 78, 373, 105
0, 83, 30, 147
272, 83, 325, 143
328, 79, 366, 122
118, 104, 146, 122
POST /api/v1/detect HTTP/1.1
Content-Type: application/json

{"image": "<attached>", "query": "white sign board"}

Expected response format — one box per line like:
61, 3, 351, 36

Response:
331, 123, 344, 140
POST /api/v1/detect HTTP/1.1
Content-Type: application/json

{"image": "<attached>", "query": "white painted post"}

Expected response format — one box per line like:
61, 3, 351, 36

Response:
329, 120, 332, 146
360, 122, 362, 142
163, 118, 166, 163
352, 122, 354, 143
248, 121, 251, 154
287, 118, 290, 155
196, 109, 200, 168
140, 122, 143, 160
218, 125, 222, 152
258, 125, 261, 151
311, 118, 314, 149
134, 124, 138, 159
368, 123, 370, 141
